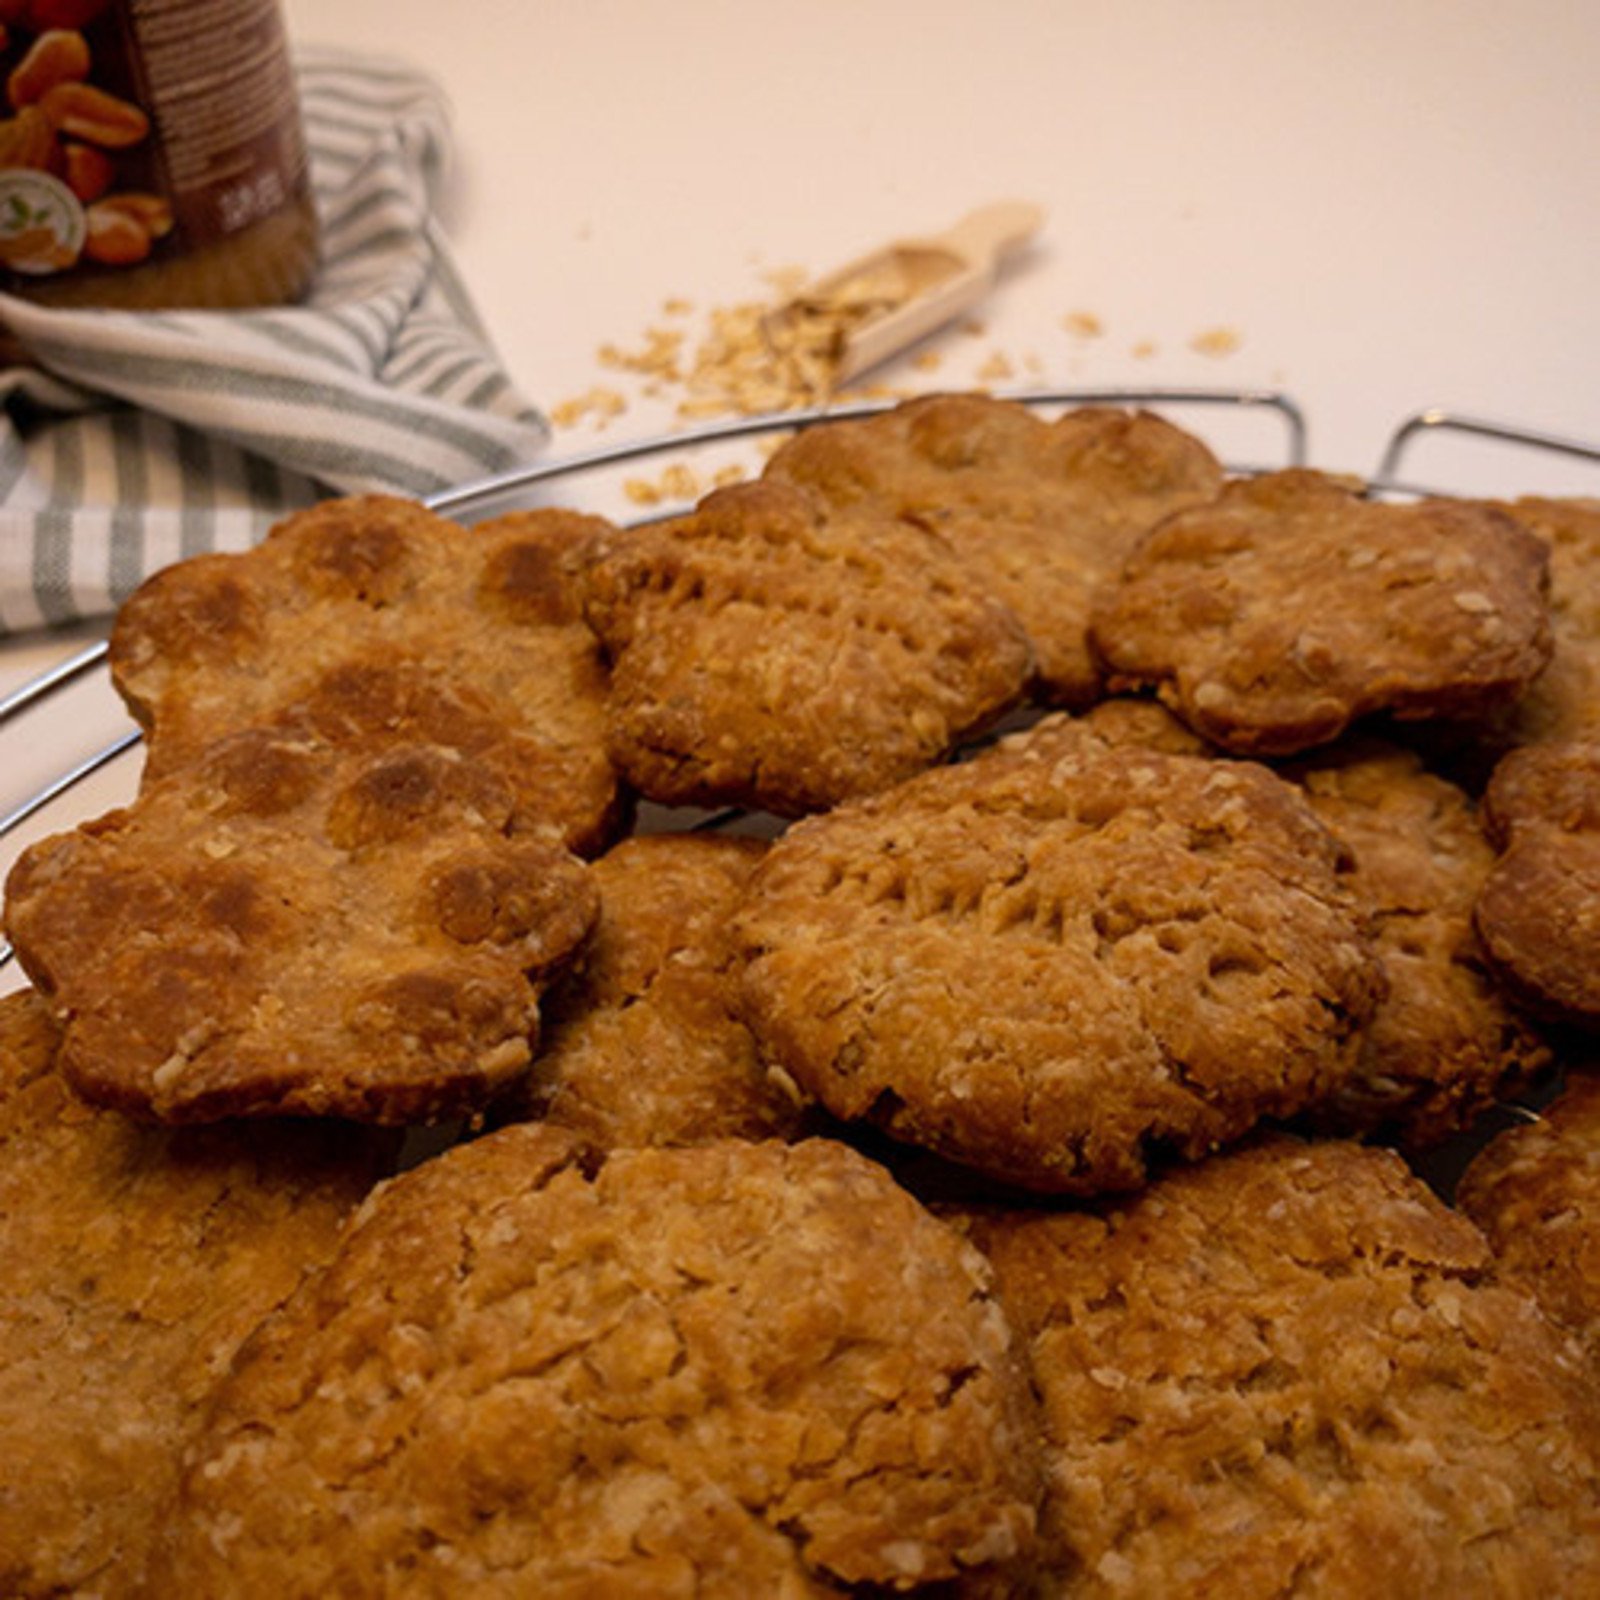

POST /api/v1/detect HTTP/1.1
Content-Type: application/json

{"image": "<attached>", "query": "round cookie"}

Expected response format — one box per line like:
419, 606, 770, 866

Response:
1458, 1070, 1600, 1368
1088, 469, 1553, 756
500, 832, 807, 1149
1487, 496, 1600, 748
766, 396, 1224, 707
4, 722, 598, 1124
957, 1135, 1600, 1598
1474, 739, 1600, 1027
110, 494, 624, 855
156, 1128, 1043, 1596
582, 475, 1034, 816
734, 713, 1383, 1194
1060, 708, 1554, 1142
0, 987, 392, 1599
1283, 738, 1552, 1144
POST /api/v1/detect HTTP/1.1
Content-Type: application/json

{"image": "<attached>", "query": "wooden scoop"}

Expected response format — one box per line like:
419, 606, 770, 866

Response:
764, 200, 1045, 387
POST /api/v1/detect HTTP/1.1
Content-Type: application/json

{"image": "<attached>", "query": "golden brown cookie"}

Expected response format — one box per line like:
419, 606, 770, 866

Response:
1458, 1071, 1600, 1367
734, 714, 1382, 1194
766, 396, 1224, 707
110, 494, 623, 854
1488, 496, 1600, 747
0, 987, 392, 1599
1284, 738, 1551, 1143
582, 475, 1034, 816
156, 1128, 1043, 1596
1056, 709, 1552, 1142
4, 722, 598, 1123
500, 832, 807, 1148
1474, 739, 1600, 1026
1071, 694, 1217, 756
959, 1135, 1600, 1598
1089, 470, 1553, 755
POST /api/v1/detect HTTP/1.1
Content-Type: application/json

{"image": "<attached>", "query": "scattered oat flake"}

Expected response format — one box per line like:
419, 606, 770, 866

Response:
599, 325, 686, 381
590, 250, 1027, 426
1062, 310, 1104, 339
549, 386, 628, 429
622, 461, 724, 508
1191, 325, 1242, 358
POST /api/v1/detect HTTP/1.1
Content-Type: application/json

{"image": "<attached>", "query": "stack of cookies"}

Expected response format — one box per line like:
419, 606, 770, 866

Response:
5, 393, 1600, 1597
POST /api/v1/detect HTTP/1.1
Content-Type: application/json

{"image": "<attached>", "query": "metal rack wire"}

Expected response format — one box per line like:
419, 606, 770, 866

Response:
1, 385, 1594, 981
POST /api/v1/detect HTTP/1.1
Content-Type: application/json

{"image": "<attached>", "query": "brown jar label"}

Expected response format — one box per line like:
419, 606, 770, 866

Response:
0, 0, 308, 289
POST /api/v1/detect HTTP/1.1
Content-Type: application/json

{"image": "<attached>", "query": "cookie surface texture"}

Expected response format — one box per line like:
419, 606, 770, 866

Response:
503, 832, 806, 1147
0, 987, 390, 1599
766, 396, 1224, 707
1489, 496, 1600, 747
1089, 470, 1553, 755
1284, 738, 1550, 1143
1458, 1071, 1600, 1367
4, 723, 598, 1123
1474, 739, 1600, 1026
158, 1128, 1042, 1597
583, 476, 1033, 815
109, 495, 623, 854
734, 714, 1383, 1194
960, 1135, 1600, 1598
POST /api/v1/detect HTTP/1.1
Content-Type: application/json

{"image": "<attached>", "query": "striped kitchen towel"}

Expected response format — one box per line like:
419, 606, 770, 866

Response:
0, 46, 550, 637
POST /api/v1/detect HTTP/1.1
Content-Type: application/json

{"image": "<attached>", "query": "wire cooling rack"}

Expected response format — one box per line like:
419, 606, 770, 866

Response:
2, 384, 1596, 983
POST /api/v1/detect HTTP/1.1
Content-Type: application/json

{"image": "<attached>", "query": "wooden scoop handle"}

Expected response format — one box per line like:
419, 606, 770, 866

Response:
930, 201, 1046, 271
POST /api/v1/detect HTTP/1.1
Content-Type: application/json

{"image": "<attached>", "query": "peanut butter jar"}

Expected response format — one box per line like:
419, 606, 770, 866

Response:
0, 0, 317, 322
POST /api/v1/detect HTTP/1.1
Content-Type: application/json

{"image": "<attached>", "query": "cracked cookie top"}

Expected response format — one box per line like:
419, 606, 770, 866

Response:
156, 1128, 1043, 1597
1089, 470, 1553, 756
766, 396, 1224, 708
733, 714, 1383, 1194
582, 476, 1034, 816
957, 1135, 1600, 1597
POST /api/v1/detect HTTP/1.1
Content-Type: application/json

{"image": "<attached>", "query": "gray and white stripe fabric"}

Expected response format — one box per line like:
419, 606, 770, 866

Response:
0, 46, 549, 636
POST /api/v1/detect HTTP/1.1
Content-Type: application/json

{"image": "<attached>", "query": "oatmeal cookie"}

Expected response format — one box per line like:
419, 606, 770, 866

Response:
766, 396, 1224, 707
1089, 470, 1553, 755
1474, 739, 1600, 1025
1284, 738, 1551, 1143
4, 722, 598, 1123
1458, 1071, 1600, 1367
959, 1135, 1600, 1598
110, 495, 623, 854
500, 832, 807, 1148
582, 476, 1033, 816
1486, 496, 1600, 747
1053, 710, 1552, 1142
0, 987, 392, 1599
157, 1128, 1042, 1597
734, 714, 1382, 1194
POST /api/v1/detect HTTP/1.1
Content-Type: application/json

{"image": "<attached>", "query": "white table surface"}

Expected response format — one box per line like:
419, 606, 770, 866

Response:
5, 0, 1600, 977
